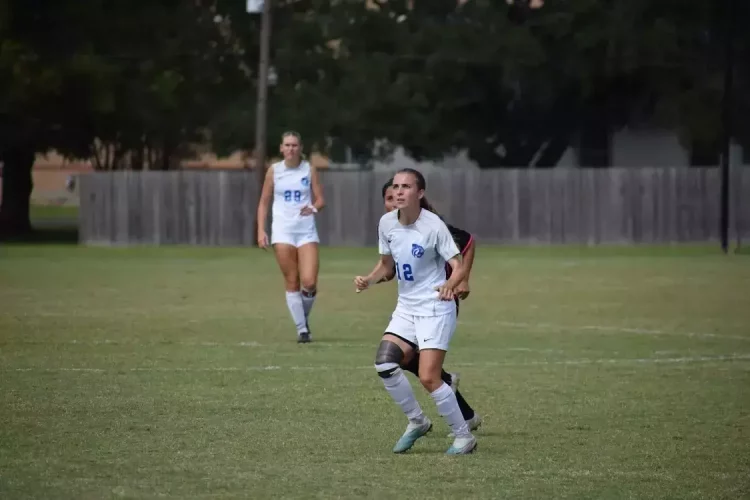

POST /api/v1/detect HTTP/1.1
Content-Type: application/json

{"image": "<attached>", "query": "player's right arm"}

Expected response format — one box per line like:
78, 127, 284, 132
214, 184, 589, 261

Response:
377, 267, 396, 283
355, 222, 398, 284
355, 216, 395, 290
355, 254, 395, 291
256, 166, 274, 248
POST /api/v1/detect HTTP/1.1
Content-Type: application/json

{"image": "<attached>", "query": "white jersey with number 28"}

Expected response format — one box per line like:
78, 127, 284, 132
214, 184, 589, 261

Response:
271, 160, 316, 235
378, 209, 460, 317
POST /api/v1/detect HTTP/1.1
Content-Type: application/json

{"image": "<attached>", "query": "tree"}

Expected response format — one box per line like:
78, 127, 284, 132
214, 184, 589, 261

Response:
209, 0, 343, 160
321, 0, 746, 168
80, 1, 246, 171
0, 0, 244, 237
0, 0, 113, 237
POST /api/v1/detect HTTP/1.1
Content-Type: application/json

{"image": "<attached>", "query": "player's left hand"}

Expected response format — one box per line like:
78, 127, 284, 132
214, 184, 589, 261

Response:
300, 205, 316, 216
455, 280, 470, 300
434, 284, 455, 301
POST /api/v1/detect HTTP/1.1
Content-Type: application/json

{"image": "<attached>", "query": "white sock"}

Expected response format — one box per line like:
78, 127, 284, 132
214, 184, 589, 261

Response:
376, 364, 425, 424
285, 291, 308, 333
431, 382, 471, 437
301, 287, 316, 319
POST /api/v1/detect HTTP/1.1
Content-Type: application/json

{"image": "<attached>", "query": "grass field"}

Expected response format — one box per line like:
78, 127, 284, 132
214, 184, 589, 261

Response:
1, 244, 749, 499
29, 205, 80, 221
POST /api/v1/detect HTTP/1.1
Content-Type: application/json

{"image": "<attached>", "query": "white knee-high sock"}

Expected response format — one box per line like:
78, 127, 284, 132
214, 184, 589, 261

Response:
285, 291, 308, 333
431, 382, 471, 437
301, 287, 316, 319
376, 364, 425, 424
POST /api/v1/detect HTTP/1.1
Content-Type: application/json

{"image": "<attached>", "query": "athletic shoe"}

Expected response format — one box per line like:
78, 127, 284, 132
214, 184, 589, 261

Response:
392, 418, 432, 454
448, 413, 482, 437
297, 331, 311, 343
448, 372, 460, 392
446, 435, 477, 455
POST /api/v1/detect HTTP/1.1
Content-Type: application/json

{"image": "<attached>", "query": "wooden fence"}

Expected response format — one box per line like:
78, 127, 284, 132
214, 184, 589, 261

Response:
78, 167, 750, 246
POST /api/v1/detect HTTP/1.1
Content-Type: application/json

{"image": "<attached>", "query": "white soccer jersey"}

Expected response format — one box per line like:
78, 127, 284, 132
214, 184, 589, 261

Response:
378, 209, 461, 317
271, 160, 317, 234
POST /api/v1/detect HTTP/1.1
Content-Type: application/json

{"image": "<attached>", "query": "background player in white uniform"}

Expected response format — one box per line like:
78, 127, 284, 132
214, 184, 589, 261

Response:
257, 131, 325, 343
354, 168, 477, 455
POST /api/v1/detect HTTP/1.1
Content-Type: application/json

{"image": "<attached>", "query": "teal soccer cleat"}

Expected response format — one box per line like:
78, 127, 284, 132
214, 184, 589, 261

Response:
445, 435, 477, 455
392, 419, 432, 454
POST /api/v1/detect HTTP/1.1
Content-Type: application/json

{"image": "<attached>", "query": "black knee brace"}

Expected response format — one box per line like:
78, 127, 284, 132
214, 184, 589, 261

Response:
403, 353, 420, 377
374, 340, 405, 378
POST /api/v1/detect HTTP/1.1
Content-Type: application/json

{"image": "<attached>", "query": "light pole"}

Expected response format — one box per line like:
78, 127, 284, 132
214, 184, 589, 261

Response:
720, 0, 736, 254
248, 0, 273, 245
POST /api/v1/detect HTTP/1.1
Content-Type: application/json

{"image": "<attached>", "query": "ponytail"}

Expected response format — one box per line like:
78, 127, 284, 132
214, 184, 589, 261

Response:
420, 196, 439, 216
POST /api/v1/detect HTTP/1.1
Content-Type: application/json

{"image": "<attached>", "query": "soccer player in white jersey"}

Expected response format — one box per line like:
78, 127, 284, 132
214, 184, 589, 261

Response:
380, 179, 483, 437
257, 131, 325, 343
354, 168, 477, 455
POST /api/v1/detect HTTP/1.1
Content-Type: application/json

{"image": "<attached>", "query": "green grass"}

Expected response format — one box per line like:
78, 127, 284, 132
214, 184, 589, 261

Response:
0, 245, 749, 499
29, 204, 79, 220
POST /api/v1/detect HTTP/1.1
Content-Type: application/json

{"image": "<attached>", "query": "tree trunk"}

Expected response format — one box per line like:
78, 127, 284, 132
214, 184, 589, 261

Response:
0, 145, 35, 239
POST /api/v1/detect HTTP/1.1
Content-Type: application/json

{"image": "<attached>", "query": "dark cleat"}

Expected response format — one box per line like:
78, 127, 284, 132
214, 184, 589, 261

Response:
297, 331, 311, 344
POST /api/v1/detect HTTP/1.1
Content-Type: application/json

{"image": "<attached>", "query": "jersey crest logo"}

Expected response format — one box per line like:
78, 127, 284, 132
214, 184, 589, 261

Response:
300, 176, 310, 187
411, 243, 425, 258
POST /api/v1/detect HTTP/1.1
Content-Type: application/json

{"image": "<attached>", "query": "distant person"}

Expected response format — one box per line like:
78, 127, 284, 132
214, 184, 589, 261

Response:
256, 131, 325, 343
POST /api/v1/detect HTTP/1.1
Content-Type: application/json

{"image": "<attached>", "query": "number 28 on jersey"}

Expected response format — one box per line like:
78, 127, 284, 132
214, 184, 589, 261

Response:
284, 190, 302, 202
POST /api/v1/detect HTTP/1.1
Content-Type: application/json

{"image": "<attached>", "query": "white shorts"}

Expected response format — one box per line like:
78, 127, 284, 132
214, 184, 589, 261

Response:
271, 230, 319, 247
384, 309, 457, 351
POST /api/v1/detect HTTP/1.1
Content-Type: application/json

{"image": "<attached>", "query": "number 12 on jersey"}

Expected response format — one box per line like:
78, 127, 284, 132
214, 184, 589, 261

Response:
284, 190, 302, 202
395, 262, 414, 281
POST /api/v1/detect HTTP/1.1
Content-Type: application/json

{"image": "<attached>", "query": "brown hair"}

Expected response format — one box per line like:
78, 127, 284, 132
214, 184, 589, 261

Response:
280, 130, 307, 162
281, 130, 302, 144
420, 196, 439, 215
393, 168, 439, 215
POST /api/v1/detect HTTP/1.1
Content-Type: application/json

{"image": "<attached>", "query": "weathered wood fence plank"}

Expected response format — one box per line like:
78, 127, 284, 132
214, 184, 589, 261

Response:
78, 167, 750, 246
